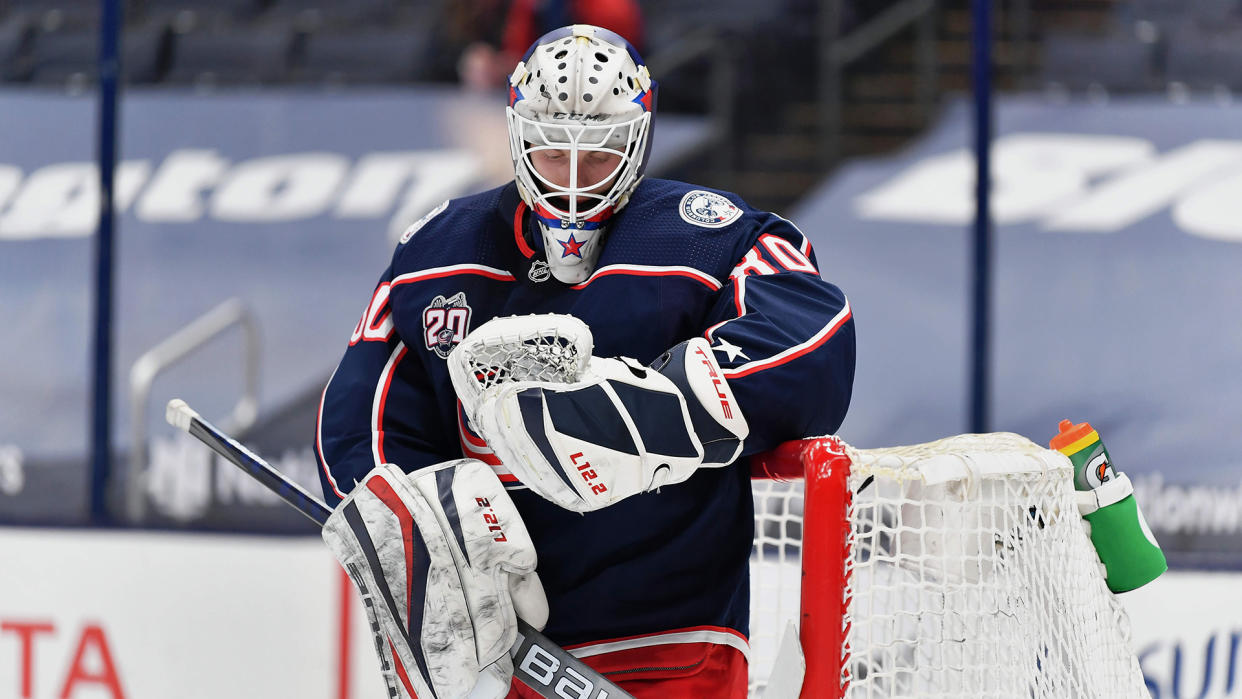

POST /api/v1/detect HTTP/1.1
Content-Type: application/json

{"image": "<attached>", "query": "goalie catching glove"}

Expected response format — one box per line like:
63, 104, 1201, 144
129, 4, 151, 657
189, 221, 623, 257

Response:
449, 314, 749, 513
323, 459, 547, 699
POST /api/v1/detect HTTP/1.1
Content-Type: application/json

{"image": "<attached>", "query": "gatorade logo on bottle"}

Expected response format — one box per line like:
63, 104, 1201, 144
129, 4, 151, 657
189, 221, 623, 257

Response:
1050, 419, 1117, 492
1085, 448, 1116, 488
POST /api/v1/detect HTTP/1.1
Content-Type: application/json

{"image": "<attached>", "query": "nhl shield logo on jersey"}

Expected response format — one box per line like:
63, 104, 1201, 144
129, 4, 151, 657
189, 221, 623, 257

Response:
423, 292, 472, 359
679, 190, 742, 229
528, 259, 551, 282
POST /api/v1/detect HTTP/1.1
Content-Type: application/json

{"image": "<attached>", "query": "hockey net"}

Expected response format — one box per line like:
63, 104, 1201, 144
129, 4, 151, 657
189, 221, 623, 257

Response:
747, 433, 1147, 698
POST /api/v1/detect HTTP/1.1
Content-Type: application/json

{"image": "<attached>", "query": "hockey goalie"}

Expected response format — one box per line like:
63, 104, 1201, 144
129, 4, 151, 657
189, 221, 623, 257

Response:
315, 24, 855, 699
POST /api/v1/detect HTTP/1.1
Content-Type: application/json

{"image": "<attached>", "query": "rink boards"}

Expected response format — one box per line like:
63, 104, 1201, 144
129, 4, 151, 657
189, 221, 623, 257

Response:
0, 526, 1233, 698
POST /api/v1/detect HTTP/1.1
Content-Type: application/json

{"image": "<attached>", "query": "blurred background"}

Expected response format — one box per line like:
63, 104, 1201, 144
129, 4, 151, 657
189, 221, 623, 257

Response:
1, 0, 1240, 696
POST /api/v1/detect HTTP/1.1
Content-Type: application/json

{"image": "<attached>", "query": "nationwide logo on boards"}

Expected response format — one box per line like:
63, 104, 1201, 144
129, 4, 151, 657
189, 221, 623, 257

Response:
852, 133, 1242, 243
0, 149, 481, 243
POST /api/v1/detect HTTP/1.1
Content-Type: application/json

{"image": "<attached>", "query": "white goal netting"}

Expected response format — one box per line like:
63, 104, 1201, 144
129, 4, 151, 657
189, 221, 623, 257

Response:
749, 433, 1148, 698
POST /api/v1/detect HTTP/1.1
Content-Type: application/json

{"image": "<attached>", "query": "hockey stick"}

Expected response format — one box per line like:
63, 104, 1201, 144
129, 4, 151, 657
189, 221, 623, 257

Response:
166, 398, 633, 699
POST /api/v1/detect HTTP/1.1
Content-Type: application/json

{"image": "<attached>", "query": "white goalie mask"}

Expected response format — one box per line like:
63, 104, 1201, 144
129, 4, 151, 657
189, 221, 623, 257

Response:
506, 24, 656, 283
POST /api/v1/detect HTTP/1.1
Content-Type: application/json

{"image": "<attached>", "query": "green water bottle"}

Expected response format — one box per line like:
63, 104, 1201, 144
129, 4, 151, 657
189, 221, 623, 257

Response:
1049, 419, 1167, 593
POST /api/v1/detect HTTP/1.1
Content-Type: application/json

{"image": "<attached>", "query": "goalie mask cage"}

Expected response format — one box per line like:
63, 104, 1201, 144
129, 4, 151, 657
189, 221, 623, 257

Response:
747, 433, 1148, 698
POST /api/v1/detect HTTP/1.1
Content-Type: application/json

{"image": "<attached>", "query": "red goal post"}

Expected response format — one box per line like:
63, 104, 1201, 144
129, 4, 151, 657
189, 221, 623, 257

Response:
750, 437, 851, 698
746, 434, 1147, 699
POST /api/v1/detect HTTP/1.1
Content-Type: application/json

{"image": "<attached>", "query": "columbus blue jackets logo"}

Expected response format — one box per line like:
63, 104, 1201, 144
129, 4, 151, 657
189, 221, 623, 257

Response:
423, 292, 472, 359
679, 190, 742, 229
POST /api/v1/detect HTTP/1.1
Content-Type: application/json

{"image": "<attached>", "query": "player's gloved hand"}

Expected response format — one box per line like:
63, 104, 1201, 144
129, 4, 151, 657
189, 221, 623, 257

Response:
323, 459, 547, 699
450, 315, 748, 512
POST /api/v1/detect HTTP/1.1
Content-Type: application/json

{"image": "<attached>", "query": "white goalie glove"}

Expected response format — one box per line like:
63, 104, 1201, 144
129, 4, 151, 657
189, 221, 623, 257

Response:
448, 314, 749, 512
322, 459, 547, 699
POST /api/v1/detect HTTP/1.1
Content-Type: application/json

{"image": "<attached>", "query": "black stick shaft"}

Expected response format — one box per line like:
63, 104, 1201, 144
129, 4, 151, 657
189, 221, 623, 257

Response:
186, 418, 331, 525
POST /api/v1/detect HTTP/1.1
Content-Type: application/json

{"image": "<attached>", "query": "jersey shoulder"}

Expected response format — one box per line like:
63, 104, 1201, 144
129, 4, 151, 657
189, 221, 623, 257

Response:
390, 183, 514, 274
604, 179, 782, 273
623, 178, 772, 242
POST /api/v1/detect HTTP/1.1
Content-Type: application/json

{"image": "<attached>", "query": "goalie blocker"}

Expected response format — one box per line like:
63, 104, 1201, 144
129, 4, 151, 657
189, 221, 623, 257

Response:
450, 314, 749, 513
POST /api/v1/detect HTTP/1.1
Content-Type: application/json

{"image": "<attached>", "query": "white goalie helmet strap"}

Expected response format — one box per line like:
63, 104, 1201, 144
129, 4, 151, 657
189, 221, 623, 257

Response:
506, 24, 657, 284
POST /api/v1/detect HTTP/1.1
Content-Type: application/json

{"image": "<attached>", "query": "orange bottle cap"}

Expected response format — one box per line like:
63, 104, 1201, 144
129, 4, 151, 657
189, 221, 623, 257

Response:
1049, 419, 1096, 451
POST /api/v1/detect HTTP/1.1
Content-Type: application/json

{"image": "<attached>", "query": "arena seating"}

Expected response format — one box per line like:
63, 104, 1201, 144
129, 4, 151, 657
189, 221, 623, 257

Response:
18, 23, 165, 84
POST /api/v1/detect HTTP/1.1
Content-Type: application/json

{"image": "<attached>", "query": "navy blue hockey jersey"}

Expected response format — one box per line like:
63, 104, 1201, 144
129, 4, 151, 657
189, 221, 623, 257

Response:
315, 178, 855, 657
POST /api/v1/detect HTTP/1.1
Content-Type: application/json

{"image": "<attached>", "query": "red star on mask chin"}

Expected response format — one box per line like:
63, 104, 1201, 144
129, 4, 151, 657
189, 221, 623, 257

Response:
557, 233, 586, 258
